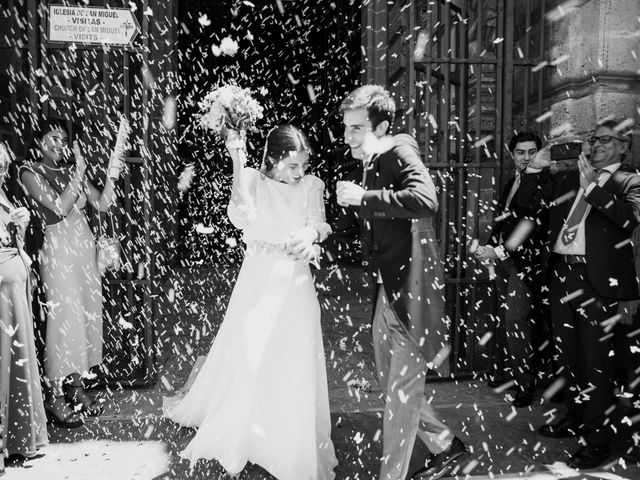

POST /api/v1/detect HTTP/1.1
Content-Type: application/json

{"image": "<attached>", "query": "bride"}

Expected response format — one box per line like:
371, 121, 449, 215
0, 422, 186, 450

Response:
166, 124, 337, 480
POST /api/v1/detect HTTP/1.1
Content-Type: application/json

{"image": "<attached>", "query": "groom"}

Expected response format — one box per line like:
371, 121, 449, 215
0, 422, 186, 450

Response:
334, 85, 466, 480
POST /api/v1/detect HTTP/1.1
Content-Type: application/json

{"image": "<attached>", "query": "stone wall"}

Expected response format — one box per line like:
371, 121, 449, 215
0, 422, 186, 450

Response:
542, 0, 640, 165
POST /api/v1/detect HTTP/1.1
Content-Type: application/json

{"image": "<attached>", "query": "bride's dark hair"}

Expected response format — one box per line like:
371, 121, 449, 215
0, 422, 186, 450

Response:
260, 124, 312, 175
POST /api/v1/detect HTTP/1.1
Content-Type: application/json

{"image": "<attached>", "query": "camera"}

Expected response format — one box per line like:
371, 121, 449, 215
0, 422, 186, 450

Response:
550, 142, 583, 161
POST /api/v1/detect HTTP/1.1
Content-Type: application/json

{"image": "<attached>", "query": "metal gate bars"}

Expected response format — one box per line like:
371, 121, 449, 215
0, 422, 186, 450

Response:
362, 0, 550, 376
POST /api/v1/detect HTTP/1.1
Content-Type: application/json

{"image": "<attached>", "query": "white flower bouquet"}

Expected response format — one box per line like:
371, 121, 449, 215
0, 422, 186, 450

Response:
198, 85, 264, 139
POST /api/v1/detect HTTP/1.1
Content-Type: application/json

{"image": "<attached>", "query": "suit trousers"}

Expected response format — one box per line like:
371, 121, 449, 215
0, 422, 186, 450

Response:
549, 256, 616, 447
373, 285, 454, 480
494, 259, 535, 390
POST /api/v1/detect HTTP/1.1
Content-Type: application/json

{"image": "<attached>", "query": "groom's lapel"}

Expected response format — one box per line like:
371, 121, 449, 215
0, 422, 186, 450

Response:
362, 153, 381, 248
363, 153, 380, 190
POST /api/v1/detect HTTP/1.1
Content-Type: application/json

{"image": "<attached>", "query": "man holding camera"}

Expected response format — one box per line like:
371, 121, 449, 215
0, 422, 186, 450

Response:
518, 119, 640, 469
474, 132, 550, 408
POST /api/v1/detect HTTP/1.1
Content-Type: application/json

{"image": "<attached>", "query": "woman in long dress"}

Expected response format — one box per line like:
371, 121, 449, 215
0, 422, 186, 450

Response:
166, 125, 337, 480
19, 118, 123, 426
0, 144, 47, 469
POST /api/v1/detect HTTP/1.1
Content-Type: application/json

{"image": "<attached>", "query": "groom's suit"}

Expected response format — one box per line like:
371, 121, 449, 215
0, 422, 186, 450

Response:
334, 134, 453, 480
359, 134, 448, 364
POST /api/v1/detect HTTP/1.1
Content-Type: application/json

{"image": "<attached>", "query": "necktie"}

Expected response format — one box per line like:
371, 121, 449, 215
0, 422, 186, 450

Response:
505, 172, 521, 209
362, 157, 373, 187
560, 169, 603, 245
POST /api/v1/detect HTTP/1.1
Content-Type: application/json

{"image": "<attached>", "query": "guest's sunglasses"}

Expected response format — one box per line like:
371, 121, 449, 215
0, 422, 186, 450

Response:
587, 135, 628, 145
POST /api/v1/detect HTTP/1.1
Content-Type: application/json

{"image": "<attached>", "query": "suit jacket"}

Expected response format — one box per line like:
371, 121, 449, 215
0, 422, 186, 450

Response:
356, 134, 447, 364
488, 170, 550, 290
518, 168, 640, 300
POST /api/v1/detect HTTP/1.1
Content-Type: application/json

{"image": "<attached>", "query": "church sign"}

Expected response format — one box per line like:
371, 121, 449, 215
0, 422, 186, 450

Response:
48, 5, 140, 46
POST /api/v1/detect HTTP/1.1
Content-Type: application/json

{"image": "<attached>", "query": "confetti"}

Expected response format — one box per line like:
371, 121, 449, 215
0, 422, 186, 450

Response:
198, 13, 211, 26
560, 289, 584, 304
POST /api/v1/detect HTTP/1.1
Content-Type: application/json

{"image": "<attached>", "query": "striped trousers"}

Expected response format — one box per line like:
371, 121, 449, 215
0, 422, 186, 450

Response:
373, 285, 454, 480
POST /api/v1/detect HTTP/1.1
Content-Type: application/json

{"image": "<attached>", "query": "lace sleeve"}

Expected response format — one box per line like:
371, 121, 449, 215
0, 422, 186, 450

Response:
306, 177, 332, 242
227, 167, 258, 230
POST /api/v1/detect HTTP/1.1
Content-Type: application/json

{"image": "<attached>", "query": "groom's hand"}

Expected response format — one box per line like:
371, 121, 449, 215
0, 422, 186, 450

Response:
336, 181, 365, 207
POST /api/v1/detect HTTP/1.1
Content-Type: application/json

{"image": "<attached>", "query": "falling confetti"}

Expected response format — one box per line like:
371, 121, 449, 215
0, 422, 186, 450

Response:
162, 96, 177, 130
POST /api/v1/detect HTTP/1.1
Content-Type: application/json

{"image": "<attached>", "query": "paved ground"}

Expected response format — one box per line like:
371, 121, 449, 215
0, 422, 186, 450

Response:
5, 266, 640, 480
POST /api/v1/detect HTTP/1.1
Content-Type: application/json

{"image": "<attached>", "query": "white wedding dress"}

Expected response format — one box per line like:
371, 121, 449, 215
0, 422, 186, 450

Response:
166, 168, 337, 480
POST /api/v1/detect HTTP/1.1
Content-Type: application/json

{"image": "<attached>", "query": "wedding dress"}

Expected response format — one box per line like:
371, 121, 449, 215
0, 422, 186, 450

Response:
166, 168, 337, 480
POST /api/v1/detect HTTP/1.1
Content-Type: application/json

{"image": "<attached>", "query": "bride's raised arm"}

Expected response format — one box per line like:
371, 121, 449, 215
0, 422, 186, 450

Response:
225, 130, 258, 229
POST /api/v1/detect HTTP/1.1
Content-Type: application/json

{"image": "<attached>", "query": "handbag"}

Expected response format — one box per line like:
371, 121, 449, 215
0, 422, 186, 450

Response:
96, 210, 122, 275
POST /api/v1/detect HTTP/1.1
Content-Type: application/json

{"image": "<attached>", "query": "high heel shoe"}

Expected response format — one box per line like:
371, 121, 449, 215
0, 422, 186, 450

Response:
63, 381, 104, 417
44, 394, 84, 428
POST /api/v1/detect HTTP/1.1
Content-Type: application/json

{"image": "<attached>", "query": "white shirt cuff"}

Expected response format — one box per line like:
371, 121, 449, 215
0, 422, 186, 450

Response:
493, 245, 509, 261
585, 182, 597, 196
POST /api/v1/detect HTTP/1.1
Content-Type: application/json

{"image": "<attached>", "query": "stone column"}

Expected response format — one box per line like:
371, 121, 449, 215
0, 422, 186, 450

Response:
543, 0, 640, 164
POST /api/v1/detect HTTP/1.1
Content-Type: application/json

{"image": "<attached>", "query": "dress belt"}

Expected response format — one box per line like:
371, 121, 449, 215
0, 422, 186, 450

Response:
245, 240, 294, 258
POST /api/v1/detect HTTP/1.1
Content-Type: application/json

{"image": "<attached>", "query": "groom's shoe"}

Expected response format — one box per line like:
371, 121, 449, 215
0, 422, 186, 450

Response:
567, 444, 609, 469
411, 437, 467, 480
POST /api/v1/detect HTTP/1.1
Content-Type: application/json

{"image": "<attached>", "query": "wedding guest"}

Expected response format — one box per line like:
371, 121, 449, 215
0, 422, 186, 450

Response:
334, 85, 466, 480
0, 147, 48, 369
0, 143, 48, 463
474, 132, 551, 407
19, 118, 124, 426
519, 118, 640, 468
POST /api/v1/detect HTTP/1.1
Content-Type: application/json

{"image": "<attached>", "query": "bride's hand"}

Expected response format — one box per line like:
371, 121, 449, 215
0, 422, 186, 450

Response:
225, 129, 247, 165
288, 227, 318, 247
291, 241, 319, 264
287, 228, 320, 262
225, 129, 246, 152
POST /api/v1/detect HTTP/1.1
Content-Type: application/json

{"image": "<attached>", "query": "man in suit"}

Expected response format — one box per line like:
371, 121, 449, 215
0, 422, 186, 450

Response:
474, 132, 550, 408
335, 85, 466, 480
519, 119, 640, 468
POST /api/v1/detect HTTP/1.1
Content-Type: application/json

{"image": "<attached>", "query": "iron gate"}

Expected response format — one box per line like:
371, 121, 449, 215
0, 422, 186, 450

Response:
364, 0, 552, 376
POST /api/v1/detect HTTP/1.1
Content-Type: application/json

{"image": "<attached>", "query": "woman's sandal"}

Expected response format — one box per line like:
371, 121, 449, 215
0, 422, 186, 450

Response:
63, 383, 104, 417
44, 395, 84, 428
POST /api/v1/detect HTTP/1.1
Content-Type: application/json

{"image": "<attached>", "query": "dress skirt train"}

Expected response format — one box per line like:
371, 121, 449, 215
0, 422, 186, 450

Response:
166, 252, 336, 480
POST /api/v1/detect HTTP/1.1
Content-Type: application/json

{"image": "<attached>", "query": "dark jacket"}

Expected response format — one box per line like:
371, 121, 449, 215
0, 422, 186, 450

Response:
356, 134, 448, 364
517, 168, 640, 300
488, 170, 550, 290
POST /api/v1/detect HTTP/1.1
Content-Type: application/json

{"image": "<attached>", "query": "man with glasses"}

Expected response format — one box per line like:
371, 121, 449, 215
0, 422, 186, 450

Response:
474, 132, 550, 408
520, 118, 640, 469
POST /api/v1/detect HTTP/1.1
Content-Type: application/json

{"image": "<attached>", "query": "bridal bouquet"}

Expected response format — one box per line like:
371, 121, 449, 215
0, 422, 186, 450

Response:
198, 85, 264, 138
